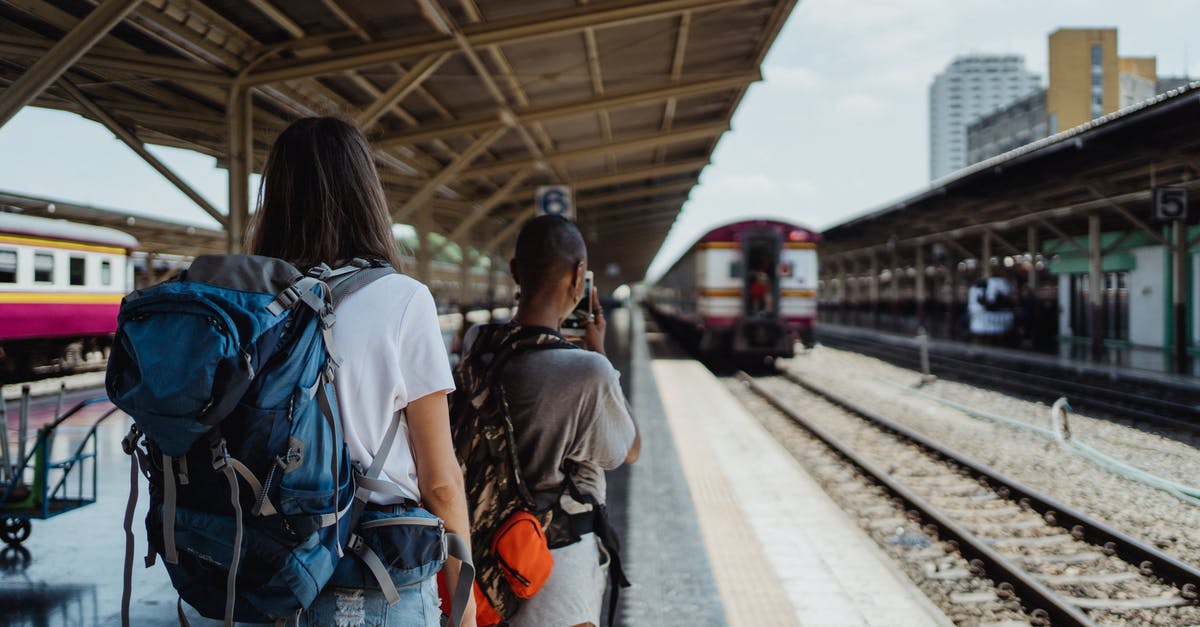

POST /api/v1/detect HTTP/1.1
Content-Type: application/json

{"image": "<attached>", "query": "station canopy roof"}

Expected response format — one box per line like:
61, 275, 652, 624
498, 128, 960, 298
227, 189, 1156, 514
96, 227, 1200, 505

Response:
0, 0, 798, 281
820, 83, 1200, 262
0, 190, 226, 255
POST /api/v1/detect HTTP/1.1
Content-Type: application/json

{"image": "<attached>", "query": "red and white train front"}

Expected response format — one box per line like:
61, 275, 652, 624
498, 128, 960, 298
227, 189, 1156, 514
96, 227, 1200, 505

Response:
0, 212, 137, 376
649, 219, 819, 361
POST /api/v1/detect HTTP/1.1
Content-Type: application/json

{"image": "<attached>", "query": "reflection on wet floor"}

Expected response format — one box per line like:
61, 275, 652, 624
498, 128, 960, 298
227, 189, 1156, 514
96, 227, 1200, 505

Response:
1, 400, 183, 625
0, 303, 682, 626
0, 581, 98, 626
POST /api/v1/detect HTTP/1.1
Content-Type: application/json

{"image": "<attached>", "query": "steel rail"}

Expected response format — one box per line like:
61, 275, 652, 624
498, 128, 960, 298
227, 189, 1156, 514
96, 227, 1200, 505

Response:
738, 372, 1098, 626
756, 369, 1200, 610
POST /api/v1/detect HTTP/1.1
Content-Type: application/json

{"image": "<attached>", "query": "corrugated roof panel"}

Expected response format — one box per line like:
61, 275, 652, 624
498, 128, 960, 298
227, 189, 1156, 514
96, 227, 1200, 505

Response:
0, 0, 798, 280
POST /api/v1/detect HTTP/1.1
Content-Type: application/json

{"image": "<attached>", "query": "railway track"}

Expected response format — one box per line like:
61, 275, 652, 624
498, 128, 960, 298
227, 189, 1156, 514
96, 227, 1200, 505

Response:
816, 329, 1200, 434
738, 371, 1200, 626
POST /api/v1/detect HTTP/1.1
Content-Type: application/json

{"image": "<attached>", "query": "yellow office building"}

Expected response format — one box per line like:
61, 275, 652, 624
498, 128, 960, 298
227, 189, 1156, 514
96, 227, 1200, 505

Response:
1047, 28, 1120, 132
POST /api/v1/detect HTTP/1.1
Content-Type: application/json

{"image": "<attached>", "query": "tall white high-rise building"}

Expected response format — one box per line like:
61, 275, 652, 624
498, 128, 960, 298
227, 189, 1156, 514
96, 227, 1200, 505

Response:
929, 55, 1041, 180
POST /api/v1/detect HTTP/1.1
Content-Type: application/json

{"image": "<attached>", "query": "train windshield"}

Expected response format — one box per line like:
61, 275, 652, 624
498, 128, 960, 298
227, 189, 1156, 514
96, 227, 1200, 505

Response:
743, 235, 780, 318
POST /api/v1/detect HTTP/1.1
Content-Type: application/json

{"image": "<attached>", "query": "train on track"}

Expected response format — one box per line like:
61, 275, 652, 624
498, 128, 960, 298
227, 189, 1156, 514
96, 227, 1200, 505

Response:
0, 212, 137, 379
0, 211, 514, 380
646, 219, 819, 364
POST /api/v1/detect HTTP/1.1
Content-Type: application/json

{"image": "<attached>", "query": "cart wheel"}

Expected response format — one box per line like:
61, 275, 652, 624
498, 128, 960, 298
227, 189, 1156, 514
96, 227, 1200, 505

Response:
0, 545, 30, 572
1, 517, 31, 546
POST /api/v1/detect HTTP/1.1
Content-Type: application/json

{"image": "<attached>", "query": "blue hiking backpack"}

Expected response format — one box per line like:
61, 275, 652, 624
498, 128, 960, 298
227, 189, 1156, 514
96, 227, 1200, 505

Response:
106, 255, 473, 626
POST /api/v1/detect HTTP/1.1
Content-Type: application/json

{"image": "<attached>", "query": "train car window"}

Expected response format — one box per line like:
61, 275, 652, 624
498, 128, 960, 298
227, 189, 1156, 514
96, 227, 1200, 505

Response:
729, 260, 743, 278
100, 259, 113, 286
0, 249, 15, 283
69, 256, 87, 286
34, 252, 54, 283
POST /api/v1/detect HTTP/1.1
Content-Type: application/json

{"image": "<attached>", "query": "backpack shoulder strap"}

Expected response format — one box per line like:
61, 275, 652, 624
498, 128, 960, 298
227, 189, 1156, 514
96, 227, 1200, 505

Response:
322, 258, 397, 306
467, 323, 578, 388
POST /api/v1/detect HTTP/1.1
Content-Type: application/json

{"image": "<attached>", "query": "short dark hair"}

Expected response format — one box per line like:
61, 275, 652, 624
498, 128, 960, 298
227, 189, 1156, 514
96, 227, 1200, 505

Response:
249, 117, 403, 270
511, 215, 586, 295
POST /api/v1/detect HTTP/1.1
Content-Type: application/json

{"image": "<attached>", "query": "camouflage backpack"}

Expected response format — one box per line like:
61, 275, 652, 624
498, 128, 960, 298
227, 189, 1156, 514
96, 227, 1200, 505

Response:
449, 322, 579, 623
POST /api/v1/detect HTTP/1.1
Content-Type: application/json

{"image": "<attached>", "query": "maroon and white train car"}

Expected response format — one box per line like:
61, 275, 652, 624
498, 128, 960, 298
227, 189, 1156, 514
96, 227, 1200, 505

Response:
0, 212, 137, 376
647, 219, 819, 361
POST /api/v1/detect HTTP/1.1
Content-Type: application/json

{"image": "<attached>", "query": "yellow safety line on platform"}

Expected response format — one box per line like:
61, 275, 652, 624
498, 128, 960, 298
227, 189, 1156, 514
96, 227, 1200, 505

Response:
654, 360, 800, 627
0, 234, 128, 255
0, 292, 123, 304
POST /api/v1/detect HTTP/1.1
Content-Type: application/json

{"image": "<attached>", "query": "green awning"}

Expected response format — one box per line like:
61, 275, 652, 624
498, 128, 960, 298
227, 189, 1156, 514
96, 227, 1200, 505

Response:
1048, 251, 1136, 274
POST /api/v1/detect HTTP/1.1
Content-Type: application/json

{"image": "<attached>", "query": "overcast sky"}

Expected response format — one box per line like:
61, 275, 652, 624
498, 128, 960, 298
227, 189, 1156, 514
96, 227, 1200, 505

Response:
2, 0, 1199, 281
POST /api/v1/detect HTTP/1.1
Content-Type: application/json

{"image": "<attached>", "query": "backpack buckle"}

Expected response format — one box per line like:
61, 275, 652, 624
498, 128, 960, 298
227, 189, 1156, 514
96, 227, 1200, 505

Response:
268, 286, 300, 315
121, 426, 142, 455
211, 439, 230, 470
346, 533, 364, 554
307, 263, 333, 279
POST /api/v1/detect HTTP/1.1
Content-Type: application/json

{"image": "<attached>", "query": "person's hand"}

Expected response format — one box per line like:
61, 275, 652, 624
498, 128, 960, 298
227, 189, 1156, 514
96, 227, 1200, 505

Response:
583, 287, 606, 355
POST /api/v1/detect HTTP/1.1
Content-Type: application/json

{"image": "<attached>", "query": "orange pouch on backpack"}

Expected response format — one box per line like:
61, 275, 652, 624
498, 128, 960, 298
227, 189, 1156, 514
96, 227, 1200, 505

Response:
493, 511, 554, 598
437, 573, 504, 627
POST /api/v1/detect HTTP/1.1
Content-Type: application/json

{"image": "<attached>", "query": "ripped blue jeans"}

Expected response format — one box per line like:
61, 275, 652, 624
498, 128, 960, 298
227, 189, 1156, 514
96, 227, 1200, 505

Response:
301, 577, 440, 627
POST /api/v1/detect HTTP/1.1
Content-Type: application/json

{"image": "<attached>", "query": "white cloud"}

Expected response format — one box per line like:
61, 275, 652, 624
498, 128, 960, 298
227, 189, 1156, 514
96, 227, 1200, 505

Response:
765, 65, 825, 91
705, 172, 781, 194
786, 179, 816, 196
839, 93, 889, 118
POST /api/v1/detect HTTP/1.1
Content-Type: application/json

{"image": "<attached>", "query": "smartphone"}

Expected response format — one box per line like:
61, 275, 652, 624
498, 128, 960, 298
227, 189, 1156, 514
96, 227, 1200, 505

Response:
561, 270, 594, 337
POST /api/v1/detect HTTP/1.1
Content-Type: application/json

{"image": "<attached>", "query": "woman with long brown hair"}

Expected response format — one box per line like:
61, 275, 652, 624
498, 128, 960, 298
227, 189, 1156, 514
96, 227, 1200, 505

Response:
250, 116, 474, 626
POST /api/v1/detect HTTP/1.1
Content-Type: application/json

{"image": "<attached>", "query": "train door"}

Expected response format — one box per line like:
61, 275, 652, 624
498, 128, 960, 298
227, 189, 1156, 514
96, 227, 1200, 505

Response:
741, 230, 782, 320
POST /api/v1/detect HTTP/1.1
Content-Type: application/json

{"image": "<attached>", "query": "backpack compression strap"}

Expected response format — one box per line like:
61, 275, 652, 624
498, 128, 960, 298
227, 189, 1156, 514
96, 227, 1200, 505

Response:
475, 328, 629, 626
558, 462, 631, 627
345, 409, 476, 627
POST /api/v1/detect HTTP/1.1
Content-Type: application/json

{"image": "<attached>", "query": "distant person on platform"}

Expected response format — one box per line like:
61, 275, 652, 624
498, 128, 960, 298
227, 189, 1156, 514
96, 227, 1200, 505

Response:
462, 215, 639, 627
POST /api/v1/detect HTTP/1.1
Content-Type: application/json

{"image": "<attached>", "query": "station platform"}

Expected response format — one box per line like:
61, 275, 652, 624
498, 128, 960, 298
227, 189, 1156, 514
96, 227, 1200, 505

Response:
816, 321, 1200, 414
1, 308, 950, 626
822, 314, 1200, 379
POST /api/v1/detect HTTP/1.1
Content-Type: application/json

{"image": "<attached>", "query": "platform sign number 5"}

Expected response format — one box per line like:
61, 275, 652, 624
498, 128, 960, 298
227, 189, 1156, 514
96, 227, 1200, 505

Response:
536, 185, 575, 220
1154, 187, 1188, 222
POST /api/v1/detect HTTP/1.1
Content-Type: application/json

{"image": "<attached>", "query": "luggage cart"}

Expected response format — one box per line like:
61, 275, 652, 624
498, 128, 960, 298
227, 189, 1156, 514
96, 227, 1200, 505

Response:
1, 384, 120, 546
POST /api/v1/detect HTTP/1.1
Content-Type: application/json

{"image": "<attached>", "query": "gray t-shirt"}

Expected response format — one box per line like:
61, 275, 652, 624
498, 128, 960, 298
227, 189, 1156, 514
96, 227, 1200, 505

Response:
463, 325, 635, 505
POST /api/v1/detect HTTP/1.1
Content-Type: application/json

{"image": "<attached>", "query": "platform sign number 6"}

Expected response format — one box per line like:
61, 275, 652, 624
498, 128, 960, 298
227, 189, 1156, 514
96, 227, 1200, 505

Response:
1154, 187, 1188, 222
536, 185, 575, 220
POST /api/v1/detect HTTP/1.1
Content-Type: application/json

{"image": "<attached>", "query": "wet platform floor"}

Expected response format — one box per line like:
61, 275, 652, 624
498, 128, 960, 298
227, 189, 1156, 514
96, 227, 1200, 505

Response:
1, 307, 949, 626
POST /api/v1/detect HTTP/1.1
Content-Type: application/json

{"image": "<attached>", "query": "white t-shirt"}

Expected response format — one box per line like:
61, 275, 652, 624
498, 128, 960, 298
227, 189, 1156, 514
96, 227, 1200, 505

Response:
331, 273, 455, 504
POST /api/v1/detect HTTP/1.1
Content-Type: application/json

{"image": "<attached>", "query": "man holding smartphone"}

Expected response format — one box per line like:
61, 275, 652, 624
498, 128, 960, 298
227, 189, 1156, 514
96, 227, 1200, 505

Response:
461, 215, 639, 627
560, 269, 594, 339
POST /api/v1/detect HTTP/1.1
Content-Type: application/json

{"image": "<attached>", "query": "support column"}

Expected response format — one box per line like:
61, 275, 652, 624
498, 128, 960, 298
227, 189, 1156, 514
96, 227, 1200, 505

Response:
915, 244, 927, 327
1026, 225, 1039, 292
849, 257, 861, 325
458, 249, 474, 307
1088, 213, 1104, 361
838, 259, 848, 324
487, 258, 502, 315
868, 251, 879, 327
889, 244, 900, 323
226, 86, 253, 253
1172, 220, 1188, 374
981, 232, 993, 279
945, 249, 959, 338
414, 211, 434, 284
0, 0, 143, 129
